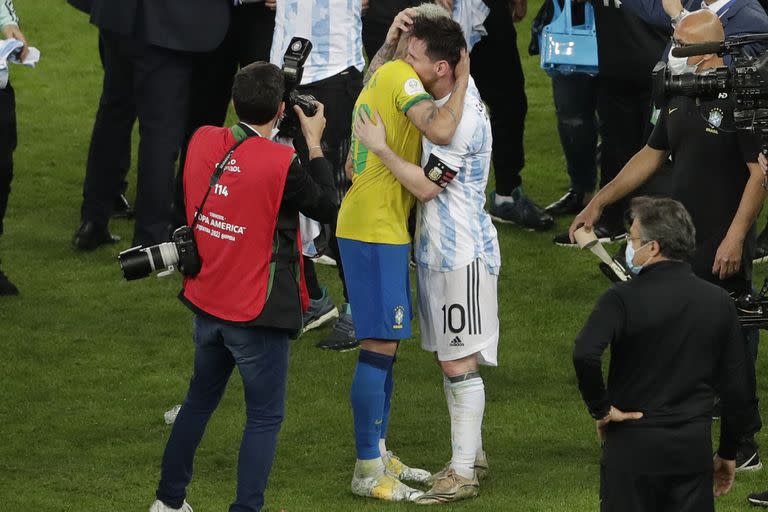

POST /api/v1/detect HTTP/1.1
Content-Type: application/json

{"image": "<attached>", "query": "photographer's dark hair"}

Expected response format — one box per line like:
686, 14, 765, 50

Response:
629, 196, 696, 261
410, 15, 466, 68
232, 62, 285, 125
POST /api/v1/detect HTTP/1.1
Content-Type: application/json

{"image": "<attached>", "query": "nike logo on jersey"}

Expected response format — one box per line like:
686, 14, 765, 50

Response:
668, 107, 679, 114
449, 336, 464, 347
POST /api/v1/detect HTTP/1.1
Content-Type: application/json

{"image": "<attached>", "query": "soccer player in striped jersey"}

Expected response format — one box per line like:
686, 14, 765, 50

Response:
353, 10, 500, 505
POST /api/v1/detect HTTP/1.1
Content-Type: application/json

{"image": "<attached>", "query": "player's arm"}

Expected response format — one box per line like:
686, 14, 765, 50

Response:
364, 8, 418, 85
354, 110, 454, 202
405, 50, 470, 145
569, 145, 668, 240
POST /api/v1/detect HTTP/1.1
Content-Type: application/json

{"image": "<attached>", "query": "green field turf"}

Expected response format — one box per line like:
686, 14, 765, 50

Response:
2, 2, 767, 511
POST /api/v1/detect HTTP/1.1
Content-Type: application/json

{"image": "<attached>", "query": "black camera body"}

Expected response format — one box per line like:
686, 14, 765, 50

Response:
653, 40, 768, 151
279, 37, 319, 139
118, 225, 202, 281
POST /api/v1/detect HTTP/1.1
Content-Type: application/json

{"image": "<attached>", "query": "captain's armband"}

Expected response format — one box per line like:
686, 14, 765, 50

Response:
424, 153, 458, 188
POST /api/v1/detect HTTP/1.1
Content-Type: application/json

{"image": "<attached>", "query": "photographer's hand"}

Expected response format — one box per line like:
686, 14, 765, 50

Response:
296, 102, 326, 157
713, 235, 743, 279
2, 25, 27, 61
759, 153, 768, 175
354, 109, 388, 154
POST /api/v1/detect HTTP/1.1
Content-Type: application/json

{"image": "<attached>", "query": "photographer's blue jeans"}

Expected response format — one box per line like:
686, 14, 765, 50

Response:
551, 72, 598, 194
156, 315, 290, 512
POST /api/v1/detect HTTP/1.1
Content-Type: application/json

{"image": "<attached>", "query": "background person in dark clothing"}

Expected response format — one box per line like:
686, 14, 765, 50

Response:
573, 196, 761, 512
72, 0, 230, 251
570, 9, 766, 471
173, 0, 275, 228
0, 0, 30, 295
151, 62, 337, 512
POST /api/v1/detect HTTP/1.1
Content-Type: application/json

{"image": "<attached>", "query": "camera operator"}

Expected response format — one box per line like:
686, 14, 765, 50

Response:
149, 62, 337, 512
569, 9, 766, 471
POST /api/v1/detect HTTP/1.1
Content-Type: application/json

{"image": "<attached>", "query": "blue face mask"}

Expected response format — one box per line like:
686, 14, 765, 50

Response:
625, 241, 652, 275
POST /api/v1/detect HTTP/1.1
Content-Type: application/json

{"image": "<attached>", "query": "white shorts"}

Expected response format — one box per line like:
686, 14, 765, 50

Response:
417, 260, 499, 366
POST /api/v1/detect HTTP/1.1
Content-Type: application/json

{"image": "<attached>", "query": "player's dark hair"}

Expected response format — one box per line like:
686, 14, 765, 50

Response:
410, 15, 466, 69
232, 61, 285, 125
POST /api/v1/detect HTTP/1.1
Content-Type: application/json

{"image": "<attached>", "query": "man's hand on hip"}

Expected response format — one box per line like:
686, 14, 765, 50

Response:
595, 406, 643, 443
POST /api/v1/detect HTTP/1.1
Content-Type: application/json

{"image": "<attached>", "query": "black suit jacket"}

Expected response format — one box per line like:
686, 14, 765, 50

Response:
89, 0, 230, 53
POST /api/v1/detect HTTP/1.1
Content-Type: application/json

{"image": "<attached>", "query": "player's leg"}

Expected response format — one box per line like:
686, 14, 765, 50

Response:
416, 260, 499, 504
338, 238, 425, 502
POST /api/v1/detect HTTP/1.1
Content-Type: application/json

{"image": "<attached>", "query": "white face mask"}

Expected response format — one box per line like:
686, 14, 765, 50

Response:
668, 48, 703, 75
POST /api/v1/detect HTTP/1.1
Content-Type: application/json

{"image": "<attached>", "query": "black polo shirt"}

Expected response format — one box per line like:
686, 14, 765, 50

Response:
647, 89, 760, 294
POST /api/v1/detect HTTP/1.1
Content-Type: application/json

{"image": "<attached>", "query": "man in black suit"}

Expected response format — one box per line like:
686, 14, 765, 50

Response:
573, 196, 761, 512
73, 0, 230, 249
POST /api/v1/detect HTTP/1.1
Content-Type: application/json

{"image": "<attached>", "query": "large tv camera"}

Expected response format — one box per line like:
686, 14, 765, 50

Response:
652, 33, 768, 155
278, 37, 319, 139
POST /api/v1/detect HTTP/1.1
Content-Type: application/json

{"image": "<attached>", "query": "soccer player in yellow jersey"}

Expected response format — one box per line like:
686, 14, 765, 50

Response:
336, 4, 471, 502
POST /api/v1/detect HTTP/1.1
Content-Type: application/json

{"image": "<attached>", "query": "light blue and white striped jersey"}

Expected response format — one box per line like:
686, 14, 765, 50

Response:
270, 0, 365, 84
451, 0, 490, 52
415, 78, 501, 275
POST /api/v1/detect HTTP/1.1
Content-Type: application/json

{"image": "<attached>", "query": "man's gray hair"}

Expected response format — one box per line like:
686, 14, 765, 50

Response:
412, 3, 451, 19
629, 196, 696, 261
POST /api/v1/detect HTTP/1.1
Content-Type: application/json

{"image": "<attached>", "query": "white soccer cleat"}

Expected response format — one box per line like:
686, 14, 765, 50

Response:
383, 450, 432, 484
149, 499, 193, 512
416, 469, 479, 505
351, 462, 424, 502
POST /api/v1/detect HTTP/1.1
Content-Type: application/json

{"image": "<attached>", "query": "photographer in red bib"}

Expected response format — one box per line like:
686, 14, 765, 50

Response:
149, 61, 337, 512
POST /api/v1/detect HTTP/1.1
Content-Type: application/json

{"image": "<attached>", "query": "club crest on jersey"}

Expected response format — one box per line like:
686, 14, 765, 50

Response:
393, 306, 405, 329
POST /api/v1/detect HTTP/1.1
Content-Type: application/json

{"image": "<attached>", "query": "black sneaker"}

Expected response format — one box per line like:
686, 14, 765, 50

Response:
754, 226, 768, 264
553, 224, 627, 248
0, 267, 18, 295
112, 193, 134, 219
545, 189, 589, 216
302, 286, 339, 333
316, 303, 358, 351
488, 188, 554, 231
748, 490, 768, 507
736, 443, 762, 472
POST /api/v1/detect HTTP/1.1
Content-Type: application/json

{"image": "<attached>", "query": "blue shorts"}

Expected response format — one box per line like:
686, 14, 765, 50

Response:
337, 238, 412, 340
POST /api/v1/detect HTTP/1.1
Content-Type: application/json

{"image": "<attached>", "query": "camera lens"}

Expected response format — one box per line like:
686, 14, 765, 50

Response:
118, 242, 180, 281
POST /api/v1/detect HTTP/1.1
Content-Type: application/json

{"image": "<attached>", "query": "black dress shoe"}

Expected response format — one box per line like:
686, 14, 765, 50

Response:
111, 193, 134, 219
545, 189, 588, 216
72, 221, 121, 251
488, 188, 554, 231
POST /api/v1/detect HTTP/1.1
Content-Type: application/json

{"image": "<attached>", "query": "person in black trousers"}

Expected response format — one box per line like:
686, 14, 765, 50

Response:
172, 1, 275, 228
73, 0, 230, 250
574, 196, 761, 512
0, 0, 29, 295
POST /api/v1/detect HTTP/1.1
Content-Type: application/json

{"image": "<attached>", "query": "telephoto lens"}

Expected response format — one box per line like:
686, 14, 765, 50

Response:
118, 242, 180, 281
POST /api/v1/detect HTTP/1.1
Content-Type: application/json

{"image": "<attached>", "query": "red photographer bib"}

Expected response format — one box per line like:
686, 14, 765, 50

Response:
182, 126, 309, 322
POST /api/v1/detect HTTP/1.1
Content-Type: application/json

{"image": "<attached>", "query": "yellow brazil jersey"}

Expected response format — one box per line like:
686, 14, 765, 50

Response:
336, 59, 432, 244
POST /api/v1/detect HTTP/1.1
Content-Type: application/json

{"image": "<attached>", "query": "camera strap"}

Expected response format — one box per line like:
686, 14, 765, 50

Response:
190, 125, 257, 231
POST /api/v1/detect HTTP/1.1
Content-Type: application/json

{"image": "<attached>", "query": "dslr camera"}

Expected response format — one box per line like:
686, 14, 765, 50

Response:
118, 225, 201, 281
278, 37, 319, 139
653, 35, 768, 152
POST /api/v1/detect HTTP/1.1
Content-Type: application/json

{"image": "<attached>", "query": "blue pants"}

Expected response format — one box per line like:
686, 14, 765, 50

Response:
551, 72, 598, 194
156, 315, 290, 512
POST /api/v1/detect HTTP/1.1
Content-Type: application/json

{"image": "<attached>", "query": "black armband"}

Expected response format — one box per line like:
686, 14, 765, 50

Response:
424, 153, 458, 188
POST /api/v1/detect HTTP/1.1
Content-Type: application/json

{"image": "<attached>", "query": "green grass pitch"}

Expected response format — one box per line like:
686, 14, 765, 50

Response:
2, 1, 767, 510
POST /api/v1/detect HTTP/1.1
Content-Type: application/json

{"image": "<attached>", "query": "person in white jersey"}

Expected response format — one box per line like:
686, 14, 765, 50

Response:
270, 0, 365, 350
352, 8, 500, 504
